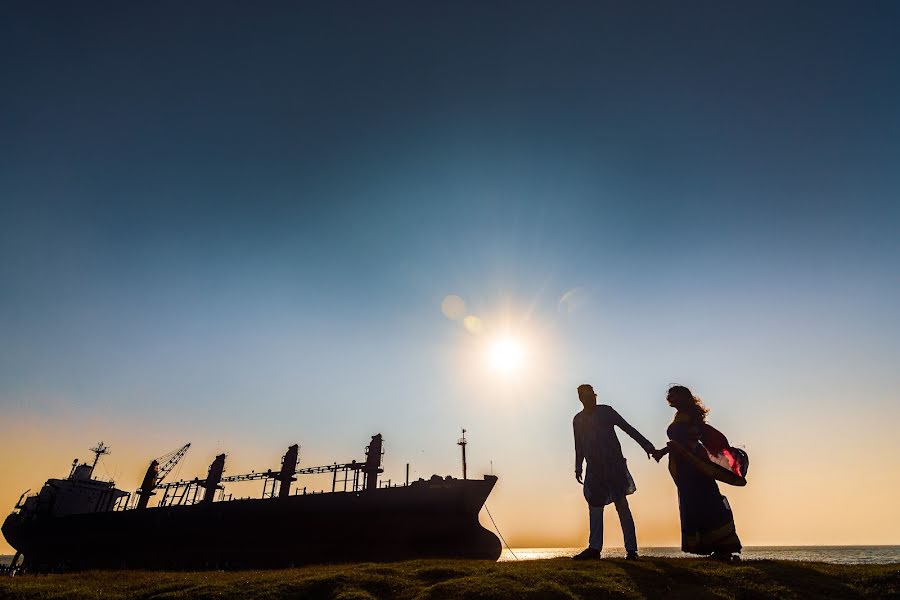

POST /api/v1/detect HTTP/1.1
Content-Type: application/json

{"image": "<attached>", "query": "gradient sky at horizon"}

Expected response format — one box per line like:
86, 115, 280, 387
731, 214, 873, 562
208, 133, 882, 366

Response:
2, 2, 899, 552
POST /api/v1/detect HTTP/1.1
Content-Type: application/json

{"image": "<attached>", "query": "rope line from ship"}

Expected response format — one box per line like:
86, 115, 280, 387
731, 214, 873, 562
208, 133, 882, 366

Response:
484, 504, 518, 560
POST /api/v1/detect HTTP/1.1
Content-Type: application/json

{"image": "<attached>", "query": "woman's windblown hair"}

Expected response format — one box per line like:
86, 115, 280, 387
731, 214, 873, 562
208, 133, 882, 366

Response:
668, 385, 709, 422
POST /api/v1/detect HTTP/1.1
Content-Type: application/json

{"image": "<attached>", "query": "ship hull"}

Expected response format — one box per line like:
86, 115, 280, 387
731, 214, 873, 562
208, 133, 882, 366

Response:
2, 476, 501, 570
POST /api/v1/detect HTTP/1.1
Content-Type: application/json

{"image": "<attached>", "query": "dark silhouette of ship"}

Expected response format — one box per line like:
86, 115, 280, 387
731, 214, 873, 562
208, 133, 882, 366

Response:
2, 433, 501, 571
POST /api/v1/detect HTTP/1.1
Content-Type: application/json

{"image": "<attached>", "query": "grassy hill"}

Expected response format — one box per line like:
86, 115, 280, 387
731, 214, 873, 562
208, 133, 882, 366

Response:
0, 557, 897, 599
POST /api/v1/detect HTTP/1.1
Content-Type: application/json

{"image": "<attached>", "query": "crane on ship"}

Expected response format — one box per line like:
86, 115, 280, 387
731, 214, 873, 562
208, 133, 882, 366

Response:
135, 443, 191, 509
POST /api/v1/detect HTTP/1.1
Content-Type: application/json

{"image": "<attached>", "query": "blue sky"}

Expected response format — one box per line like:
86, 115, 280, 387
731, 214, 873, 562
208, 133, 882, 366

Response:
2, 2, 899, 548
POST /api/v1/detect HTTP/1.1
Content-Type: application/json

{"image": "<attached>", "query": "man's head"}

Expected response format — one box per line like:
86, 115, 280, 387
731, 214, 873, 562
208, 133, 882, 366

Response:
577, 384, 597, 407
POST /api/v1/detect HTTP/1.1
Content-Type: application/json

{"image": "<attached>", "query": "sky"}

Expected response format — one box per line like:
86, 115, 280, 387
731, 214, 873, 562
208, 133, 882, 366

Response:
1, 2, 899, 553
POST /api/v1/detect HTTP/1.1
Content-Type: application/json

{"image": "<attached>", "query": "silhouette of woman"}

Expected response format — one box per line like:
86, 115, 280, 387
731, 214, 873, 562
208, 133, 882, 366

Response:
653, 385, 742, 561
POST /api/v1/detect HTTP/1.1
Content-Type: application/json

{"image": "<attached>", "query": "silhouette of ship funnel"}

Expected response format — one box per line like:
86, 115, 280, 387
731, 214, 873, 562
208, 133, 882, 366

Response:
2, 433, 501, 571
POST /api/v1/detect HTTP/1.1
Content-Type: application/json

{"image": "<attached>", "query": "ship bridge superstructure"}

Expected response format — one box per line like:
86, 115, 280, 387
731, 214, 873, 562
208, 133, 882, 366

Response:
13, 442, 128, 520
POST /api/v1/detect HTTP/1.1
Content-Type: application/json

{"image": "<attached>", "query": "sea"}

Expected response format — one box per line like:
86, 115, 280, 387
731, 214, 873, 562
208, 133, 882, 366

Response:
499, 546, 900, 564
2, 547, 898, 566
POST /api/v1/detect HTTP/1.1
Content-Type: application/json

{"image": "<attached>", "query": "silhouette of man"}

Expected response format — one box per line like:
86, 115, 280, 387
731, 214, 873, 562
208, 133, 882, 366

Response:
572, 383, 656, 560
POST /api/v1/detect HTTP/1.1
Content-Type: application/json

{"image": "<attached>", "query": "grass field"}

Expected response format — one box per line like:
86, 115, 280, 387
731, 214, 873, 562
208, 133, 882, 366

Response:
0, 558, 898, 599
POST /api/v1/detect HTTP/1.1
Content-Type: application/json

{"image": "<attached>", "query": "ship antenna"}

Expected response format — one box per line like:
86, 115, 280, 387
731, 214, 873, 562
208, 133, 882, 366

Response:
89, 441, 111, 477
457, 428, 467, 480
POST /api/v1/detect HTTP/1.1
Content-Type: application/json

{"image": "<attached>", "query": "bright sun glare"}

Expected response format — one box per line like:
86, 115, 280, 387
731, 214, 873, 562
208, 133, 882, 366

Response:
487, 337, 527, 374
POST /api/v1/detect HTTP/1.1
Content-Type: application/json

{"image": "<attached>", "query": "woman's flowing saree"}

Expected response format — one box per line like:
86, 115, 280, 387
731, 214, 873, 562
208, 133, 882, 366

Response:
667, 416, 744, 555
668, 424, 749, 486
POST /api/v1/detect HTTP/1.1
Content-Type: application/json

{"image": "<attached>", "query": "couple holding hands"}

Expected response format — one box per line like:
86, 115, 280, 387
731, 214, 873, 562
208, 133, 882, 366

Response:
572, 384, 745, 562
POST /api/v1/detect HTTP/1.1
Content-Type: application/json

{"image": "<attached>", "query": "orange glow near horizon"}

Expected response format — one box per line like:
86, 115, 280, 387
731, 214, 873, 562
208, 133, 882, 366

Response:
2, 400, 900, 556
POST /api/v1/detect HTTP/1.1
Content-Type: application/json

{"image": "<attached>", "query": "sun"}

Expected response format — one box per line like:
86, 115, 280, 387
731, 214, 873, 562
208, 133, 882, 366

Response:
487, 337, 527, 374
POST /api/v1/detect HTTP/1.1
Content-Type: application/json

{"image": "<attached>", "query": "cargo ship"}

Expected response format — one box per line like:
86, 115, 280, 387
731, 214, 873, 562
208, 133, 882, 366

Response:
2, 432, 501, 571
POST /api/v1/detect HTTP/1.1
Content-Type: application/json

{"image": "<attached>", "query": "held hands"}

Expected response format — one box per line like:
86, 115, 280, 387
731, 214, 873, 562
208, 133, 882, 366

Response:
579, 446, 664, 485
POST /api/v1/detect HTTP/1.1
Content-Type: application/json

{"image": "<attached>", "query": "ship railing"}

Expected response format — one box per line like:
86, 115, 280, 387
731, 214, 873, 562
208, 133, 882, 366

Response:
155, 479, 204, 507
145, 459, 377, 507
114, 491, 131, 511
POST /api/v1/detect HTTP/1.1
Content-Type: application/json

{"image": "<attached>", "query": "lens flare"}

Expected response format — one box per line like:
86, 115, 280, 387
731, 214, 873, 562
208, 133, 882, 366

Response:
463, 315, 484, 335
441, 295, 466, 320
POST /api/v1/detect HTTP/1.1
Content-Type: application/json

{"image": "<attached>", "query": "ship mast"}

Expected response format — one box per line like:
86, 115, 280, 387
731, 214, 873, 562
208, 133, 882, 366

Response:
89, 441, 110, 477
457, 428, 467, 480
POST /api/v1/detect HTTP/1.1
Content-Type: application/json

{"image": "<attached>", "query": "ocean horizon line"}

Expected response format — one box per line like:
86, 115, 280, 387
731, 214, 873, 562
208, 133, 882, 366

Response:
498, 545, 900, 564
3, 544, 899, 566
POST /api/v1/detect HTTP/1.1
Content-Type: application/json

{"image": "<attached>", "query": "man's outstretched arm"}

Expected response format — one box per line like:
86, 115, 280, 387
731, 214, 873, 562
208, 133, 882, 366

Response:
610, 408, 656, 457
